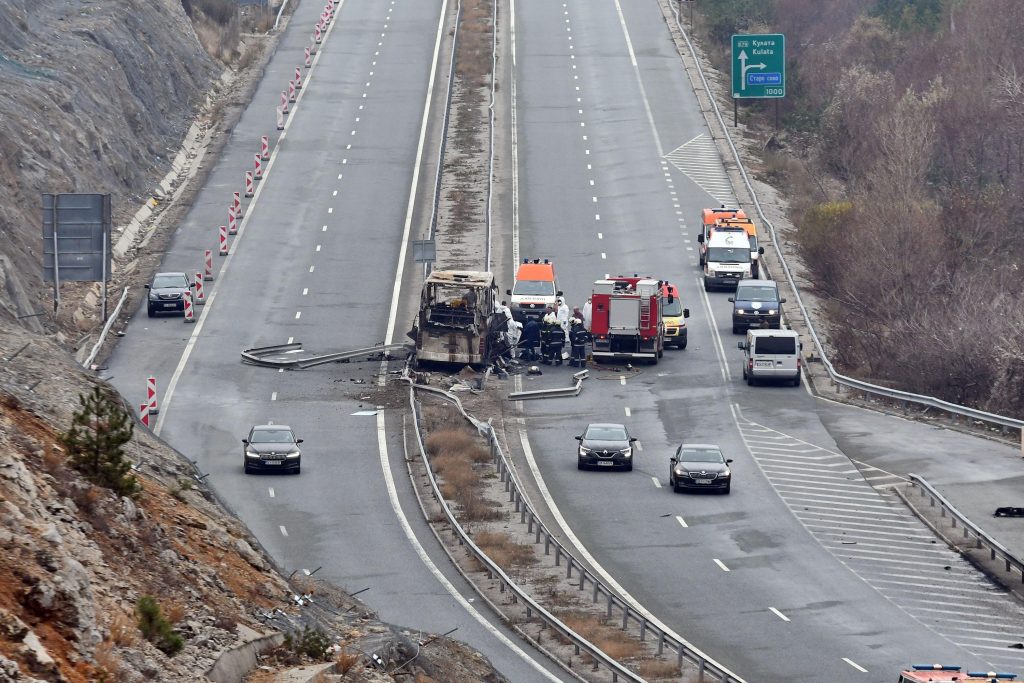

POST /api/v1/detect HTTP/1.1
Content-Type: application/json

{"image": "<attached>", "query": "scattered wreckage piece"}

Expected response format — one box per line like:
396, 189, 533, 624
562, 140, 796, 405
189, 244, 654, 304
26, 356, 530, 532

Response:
241, 342, 412, 369
507, 379, 583, 401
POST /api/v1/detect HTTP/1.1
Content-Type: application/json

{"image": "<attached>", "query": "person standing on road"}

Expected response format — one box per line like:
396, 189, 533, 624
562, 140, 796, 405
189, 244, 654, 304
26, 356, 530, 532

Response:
557, 297, 570, 342
521, 316, 540, 361
582, 297, 592, 331
540, 307, 556, 364
548, 312, 566, 366
569, 317, 589, 368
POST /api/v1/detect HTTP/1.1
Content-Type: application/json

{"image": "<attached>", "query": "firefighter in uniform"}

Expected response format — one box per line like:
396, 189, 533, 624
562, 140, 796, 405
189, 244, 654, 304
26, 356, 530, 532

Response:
569, 317, 589, 368
541, 308, 559, 364
545, 311, 565, 366
521, 317, 540, 361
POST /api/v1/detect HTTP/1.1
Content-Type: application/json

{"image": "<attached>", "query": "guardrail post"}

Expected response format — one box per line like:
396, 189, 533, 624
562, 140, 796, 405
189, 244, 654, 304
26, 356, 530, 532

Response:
527, 512, 534, 534
639, 620, 647, 641
593, 581, 600, 603
566, 557, 573, 579
526, 605, 532, 619
607, 593, 613, 618
544, 532, 551, 555
677, 645, 684, 668
656, 631, 665, 655
698, 658, 706, 680
499, 580, 505, 593
535, 521, 541, 545
578, 571, 586, 591
621, 605, 630, 630
554, 544, 561, 565
520, 502, 526, 523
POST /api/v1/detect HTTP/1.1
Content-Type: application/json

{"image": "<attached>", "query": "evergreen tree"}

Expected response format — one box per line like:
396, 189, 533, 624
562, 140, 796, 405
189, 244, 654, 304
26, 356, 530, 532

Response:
60, 386, 140, 497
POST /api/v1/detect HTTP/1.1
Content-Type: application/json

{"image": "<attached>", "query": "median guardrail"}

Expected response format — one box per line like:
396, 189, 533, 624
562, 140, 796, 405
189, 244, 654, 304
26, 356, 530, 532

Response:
905, 474, 1024, 585
241, 342, 410, 368
664, 3, 1024, 440
410, 380, 744, 683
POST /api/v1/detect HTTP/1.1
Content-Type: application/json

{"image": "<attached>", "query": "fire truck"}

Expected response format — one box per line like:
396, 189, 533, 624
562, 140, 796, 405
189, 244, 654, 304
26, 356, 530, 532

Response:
589, 276, 667, 363
899, 665, 1018, 682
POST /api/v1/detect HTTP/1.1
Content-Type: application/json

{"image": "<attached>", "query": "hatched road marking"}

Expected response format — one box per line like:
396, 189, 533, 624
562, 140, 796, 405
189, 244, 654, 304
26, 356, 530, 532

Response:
664, 134, 736, 204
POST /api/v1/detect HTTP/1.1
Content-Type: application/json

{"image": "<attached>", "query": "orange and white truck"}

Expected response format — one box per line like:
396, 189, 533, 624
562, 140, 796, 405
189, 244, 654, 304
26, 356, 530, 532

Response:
898, 664, 1018, 682
699, 206, 746, 266
589, 276, 667, 363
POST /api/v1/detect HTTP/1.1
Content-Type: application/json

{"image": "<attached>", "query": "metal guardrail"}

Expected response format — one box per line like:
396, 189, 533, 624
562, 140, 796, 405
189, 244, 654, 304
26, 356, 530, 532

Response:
408, 383, 645, 682
507, 379, 583, 401
241, 342, 410, 368
906, 474, 1024, 584
665, 4, 1024, 437
82, 286, 130, 369
410, 381, 742, 683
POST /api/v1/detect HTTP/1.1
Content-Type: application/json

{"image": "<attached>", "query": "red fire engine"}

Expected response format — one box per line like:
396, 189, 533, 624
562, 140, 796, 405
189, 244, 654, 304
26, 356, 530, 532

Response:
899, 665, 1018, 682
589, 276, 667, 363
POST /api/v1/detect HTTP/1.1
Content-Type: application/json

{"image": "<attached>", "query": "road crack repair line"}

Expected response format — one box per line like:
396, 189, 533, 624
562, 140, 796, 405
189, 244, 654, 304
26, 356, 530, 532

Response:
732, 406, 1024, 669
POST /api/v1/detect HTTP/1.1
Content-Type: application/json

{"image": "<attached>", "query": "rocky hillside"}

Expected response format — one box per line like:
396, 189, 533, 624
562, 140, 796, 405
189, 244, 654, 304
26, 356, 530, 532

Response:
0, 0, 216, 331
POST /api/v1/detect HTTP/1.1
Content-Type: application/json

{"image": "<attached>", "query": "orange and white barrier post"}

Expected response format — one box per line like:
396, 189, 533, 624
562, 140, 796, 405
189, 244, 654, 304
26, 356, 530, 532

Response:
140, 403, 150, 428
261, 135, 270, 160
294, 67, 302, 89
245, 171, 254, 198
233, 191, 242, 218
314, 25, 322, 44
204, 249, 214, 281
219, 225, 229, 256
183, 291, 195, 323
288, 79, 297, 103
194, 272, 206, 305
276, 106, 285, 131
304, 47, 312, 68
147, 376, 159, 415
228, 205, 238, 235
254, 153, 263, 180
280, 90, 289, 115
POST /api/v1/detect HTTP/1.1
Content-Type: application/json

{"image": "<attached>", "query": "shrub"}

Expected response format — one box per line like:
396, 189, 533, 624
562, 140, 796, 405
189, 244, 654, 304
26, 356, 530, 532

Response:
283, 626, 332, 661
135, 596, 184, 656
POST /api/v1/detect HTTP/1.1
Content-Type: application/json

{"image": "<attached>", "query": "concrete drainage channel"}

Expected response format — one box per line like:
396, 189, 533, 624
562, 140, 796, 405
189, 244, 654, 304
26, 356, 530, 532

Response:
403, 377, 742, 683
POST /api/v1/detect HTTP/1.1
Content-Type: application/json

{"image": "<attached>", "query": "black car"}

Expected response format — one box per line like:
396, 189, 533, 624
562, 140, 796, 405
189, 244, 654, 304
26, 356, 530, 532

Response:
729, 279, 784, 334
243, 425, 303, 474
669, 443, 732, 493
145, 272, 192, 317
576, 423, 637, 471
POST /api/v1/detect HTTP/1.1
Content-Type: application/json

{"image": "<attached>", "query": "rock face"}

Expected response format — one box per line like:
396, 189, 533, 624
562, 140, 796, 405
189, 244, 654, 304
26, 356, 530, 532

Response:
0, 0, 216, 326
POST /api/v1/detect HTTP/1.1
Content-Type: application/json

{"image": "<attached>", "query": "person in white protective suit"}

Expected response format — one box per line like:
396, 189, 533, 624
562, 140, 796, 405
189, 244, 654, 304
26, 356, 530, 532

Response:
496, 300, 517, 358
582, 298, 592, 332
556, 297, 570, 342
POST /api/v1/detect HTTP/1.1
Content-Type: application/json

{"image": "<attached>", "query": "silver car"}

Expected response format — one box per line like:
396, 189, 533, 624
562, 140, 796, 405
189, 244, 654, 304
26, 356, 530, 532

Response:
243, 425, 303, 474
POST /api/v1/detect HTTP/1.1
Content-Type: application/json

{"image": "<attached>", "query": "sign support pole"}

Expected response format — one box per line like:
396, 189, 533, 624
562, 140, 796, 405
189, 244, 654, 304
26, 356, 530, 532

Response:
52, 195, 61, 313
734, 98, 738, 127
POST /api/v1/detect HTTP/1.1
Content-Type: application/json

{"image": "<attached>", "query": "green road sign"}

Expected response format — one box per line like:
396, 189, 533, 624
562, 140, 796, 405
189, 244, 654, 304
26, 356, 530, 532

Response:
731, 34, 785, 99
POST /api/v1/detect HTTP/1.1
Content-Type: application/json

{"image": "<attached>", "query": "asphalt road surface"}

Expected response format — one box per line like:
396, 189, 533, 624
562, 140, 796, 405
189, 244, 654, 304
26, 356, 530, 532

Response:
508, 0, 1024, 680
106, 0, 571, 679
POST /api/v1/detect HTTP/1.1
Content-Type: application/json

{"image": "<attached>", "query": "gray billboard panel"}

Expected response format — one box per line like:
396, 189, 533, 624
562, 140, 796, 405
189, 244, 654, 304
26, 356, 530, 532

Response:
42, 193, 111, 282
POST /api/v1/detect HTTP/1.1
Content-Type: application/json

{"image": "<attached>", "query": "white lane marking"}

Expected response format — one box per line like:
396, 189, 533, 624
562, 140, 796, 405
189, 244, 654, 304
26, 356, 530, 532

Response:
268, 488, 275, 498
713, 559, 730, 572
316, 244, 322, 252
376, 413, 561, 680
624, 407, 631, 417
279, 525, 288, 537
594, 212, 599, 220
309, 265, 315, 273
612, 0, 663, 156
651, 477, 661, 488
337, 173, 343, 179
696, 276, 731, 382
770, 607, 790, 622
597, 232, 602, 239
287, 337, 293, 344
271, 392, 277, 401
601, 252, 606, 259
383, 0, 447, 348
322, 225, 328, 232
676, 515, 688, 528
328, 207, 333, 214
332, 190, 337, 197
295, 311, 301, 320
302, 288, 308, 296
619, 375, 626, 385
842, 658, 867, 673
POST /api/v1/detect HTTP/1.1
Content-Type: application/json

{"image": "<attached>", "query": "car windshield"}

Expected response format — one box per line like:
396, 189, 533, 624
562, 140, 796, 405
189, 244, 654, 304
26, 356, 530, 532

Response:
662, 298, 683, 317
706, 247, 750, 263
250, 429, 295, 444
514, 280, 555, 296
736, 286, 777, 302
584, 426, 627, 441
680, 448, 723, 463
153, 274, 188, 289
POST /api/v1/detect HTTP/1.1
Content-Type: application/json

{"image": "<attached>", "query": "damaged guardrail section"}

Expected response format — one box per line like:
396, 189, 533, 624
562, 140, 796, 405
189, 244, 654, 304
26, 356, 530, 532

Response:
409, 381, 745, 683
241, 342, 410, 369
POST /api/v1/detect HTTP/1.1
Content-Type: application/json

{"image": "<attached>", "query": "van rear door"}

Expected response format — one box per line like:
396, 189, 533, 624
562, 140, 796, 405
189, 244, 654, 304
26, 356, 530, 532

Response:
751, 334, 798, 379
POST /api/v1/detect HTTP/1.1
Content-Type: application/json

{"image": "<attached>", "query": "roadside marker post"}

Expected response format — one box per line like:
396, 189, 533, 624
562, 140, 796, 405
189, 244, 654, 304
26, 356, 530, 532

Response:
140, 403, 149, 428
261, 135, 270, 160
146, 376, 159, 415
204, 249, 214, 281
183, 291, 195, 323
245, 171, 254, 198
228, 205, 238, 235
254, 153, 263, 180
233, 191, 242, 218
194, 272, 205, 305
219, 225, 229, 256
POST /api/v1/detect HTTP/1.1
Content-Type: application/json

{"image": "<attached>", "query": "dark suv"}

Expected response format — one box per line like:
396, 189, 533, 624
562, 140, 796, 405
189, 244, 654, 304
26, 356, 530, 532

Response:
145, 272, 192, 317
729, 279, 784, 334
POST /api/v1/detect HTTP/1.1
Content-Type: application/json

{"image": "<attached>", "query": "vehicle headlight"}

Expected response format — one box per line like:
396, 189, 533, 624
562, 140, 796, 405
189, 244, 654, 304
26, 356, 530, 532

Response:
245, 449, 259, 458
286, 450, 301, 458
621, 448, 632, 458
675, 468, 687, 477
736, 309, 746, 315
579, 446, 592, 455
719, 469, 731, 478
767, 309, 777, 315
707, 270, 716, 277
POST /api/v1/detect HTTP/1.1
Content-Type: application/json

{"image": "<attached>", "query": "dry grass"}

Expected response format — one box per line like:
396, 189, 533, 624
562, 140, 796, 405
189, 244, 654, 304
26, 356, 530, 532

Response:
556, 611, 643, 661
472, 532, 537, 569
93, 641, 123, 679
108, 610, 136, 646
163, 599, 186, 625
335, 649, 361, 674
639, 659, 683, 679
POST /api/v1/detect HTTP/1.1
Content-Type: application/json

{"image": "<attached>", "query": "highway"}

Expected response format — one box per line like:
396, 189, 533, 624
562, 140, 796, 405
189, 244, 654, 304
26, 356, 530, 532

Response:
105, 0, 570, 679
101, 0, 1024, 680
508, 0, 1024, 680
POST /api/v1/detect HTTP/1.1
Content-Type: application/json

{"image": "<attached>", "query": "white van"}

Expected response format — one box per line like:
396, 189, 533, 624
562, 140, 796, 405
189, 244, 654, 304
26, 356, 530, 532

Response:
737, 329, 802, 386
698, 231, 755, 290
